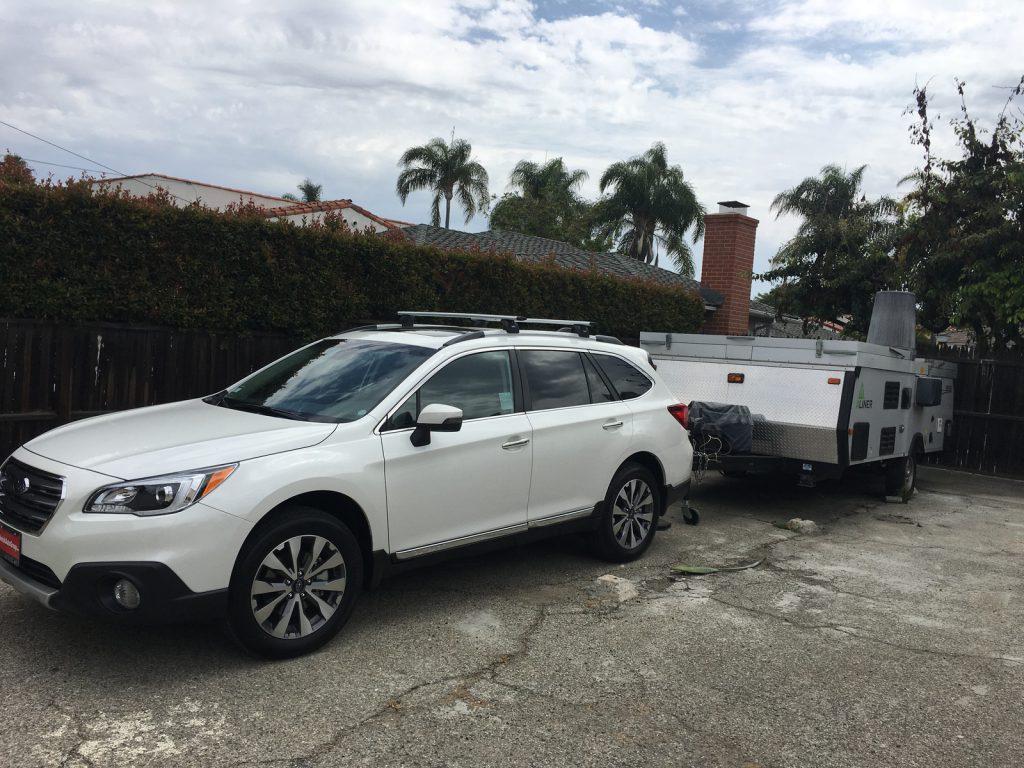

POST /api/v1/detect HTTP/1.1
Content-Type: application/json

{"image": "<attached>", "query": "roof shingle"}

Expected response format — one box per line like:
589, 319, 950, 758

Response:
399, 224, 723, 305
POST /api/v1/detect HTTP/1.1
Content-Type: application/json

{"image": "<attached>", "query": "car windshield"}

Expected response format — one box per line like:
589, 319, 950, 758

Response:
217, 339, 434, 422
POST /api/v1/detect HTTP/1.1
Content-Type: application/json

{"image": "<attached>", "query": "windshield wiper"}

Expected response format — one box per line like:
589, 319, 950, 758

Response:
220, 396, 307, 421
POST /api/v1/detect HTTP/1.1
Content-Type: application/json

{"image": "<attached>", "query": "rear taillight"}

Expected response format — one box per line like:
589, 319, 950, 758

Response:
667, 403, 689, 429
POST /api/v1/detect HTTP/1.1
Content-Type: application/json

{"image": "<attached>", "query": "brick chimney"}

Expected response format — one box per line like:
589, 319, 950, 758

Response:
700, 201, 758, 336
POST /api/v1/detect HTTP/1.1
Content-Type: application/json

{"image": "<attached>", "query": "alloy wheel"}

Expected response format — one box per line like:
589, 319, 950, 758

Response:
250, 535, 347, 639
612, 478, 655, 549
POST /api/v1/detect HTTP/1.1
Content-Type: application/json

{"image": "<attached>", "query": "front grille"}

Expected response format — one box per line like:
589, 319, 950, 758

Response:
879, 426, 897, 456
0, 458, 65, 534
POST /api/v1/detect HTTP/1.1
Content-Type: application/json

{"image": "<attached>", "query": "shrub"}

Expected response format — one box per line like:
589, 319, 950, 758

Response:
0, 180, 705, 339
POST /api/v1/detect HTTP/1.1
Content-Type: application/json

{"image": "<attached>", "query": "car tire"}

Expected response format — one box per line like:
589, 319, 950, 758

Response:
228, 506, 363, 659
590, 463, 662, 562
884, 452, 917, 503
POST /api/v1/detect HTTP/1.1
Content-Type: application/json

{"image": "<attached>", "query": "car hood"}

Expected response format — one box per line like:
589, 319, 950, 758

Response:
25, 399, 337, 480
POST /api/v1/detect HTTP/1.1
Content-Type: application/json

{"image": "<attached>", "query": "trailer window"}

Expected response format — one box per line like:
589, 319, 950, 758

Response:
900, 387, 912, 409
883, 381, 900, 410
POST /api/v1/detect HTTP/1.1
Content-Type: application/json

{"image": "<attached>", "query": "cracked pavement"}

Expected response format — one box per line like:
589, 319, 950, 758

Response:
2, 466, 1022, 768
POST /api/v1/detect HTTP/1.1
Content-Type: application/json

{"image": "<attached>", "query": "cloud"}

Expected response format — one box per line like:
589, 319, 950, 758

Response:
1, 0, 1022, 292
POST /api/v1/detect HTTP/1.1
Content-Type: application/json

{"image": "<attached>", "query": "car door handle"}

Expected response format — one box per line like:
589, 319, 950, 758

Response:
502, 438, 530, 450
602, 420, 624, 430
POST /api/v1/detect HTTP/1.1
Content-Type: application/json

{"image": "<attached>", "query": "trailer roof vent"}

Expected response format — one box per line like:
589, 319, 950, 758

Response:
867, 291, 916, 354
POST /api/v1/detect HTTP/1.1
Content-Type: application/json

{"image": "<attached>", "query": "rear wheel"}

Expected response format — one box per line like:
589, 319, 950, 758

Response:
228, 507, 363, 659
590, 463, 661, 562
884, 452, 917, 503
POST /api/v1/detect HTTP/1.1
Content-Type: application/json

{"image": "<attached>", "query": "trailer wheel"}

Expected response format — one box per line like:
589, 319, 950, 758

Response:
884, 453, 917, 503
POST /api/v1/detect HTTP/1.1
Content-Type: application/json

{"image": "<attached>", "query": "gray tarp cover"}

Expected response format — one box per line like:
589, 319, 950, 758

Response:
688, 401, 753, 454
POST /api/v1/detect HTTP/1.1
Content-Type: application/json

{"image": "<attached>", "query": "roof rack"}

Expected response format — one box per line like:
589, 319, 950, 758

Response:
396, 311, 592, 337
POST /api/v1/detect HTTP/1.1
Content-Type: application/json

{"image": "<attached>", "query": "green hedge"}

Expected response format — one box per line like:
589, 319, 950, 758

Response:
0, 181, 705, 338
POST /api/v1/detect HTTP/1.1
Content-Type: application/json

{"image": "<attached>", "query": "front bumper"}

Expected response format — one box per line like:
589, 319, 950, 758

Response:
0, 557, 228, 622
0, 556, 58, 609
0, 448, 253, 622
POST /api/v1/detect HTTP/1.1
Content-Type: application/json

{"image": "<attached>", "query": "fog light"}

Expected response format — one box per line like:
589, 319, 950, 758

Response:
113, 579, 141, 610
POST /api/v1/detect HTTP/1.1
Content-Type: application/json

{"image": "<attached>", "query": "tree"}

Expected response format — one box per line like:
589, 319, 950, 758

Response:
593, 142, 704, 274
507, 157, 588, 200
396, 137, 489, 228
489, 158, 610, 250
901, 76, 1024, 352
756, 164, 901, 335
282, 178, 322, 203
0, 154, 34, 185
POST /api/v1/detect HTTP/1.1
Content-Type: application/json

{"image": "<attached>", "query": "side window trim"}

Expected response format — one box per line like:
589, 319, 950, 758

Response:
379, 348, 521, 432
583, 352, 620, 403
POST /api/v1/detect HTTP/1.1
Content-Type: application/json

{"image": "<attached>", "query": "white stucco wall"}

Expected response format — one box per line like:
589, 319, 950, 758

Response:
90, 175, 289, 211
271, 209, 389, 233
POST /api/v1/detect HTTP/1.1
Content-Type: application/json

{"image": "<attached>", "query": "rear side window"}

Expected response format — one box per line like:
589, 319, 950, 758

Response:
386, 351, 515, 429
593, 354, 653, 400
520, 350, 590, 411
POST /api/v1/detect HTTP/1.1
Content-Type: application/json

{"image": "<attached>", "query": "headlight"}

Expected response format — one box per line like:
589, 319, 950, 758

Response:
84, 465, 237, 516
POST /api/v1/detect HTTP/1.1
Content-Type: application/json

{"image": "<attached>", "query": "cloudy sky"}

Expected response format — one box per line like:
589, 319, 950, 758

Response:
3, 0, 1022, 291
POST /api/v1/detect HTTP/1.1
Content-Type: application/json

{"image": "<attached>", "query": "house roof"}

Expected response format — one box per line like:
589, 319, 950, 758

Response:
400, 224, 723, 305
91, 173, 294, 203
265, 199, 396, 229
748, 298, 776, 317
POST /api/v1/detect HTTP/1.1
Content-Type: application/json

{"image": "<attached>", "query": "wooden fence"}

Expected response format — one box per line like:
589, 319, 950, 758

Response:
0, 319, 302, 459
2, 320, 1024, 479
921, 346, 1024, 478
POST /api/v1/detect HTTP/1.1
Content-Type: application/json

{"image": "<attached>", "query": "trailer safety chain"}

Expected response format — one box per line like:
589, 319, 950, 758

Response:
690, 434, 724, 487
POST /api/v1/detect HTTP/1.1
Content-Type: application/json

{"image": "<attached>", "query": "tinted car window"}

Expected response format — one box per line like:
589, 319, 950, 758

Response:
583, 355, 616, 403
221, 339, 433, 422
387, 351, 515, 429
593, 354, 652, 400
521, 350, 590, 411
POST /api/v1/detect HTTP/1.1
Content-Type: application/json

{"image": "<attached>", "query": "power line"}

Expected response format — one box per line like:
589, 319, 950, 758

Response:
18, 157, 106, 174
0, 118, 126, 177
0, 118, 194, 205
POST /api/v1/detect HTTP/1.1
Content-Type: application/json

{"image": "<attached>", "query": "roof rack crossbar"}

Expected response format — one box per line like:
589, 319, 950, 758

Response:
397, 311, 591, 337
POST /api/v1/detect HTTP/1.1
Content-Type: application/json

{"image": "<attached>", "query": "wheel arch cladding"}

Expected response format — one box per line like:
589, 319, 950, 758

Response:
236, 491, 375, 587
619, 452, 666, 508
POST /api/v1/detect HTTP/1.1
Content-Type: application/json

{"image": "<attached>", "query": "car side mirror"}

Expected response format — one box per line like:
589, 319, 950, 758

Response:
410, 403, 463, 447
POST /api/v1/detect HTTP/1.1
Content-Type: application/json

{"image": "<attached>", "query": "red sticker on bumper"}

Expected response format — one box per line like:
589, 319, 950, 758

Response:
0, 525, 21, 566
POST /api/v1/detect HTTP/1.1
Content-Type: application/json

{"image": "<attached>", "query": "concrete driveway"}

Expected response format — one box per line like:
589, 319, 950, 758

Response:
2, 466, 1022, 768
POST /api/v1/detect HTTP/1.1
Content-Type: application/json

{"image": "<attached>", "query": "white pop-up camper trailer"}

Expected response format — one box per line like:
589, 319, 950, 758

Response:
641, 292, 955, 501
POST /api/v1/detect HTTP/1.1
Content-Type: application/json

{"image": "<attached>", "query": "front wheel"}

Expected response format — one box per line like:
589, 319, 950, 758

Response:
228, 507, 363, 659
589, 463, 661, 562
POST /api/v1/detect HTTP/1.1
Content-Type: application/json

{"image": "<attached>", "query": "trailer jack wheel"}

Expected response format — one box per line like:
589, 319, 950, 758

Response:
682, 504, 700, 526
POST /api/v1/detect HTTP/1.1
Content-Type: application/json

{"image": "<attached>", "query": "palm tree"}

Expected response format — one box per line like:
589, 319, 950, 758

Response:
281, 178, 322, 203
396, 137, 489, 228
507, 158, 588, 201
595, 143, 704, 274
764, 164, 900, 333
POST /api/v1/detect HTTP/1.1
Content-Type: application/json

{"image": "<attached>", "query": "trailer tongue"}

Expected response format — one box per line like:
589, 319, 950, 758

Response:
641, 292, 956, 502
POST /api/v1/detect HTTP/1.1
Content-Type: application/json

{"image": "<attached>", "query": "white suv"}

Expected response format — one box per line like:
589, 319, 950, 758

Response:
0, 313, 692, 657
